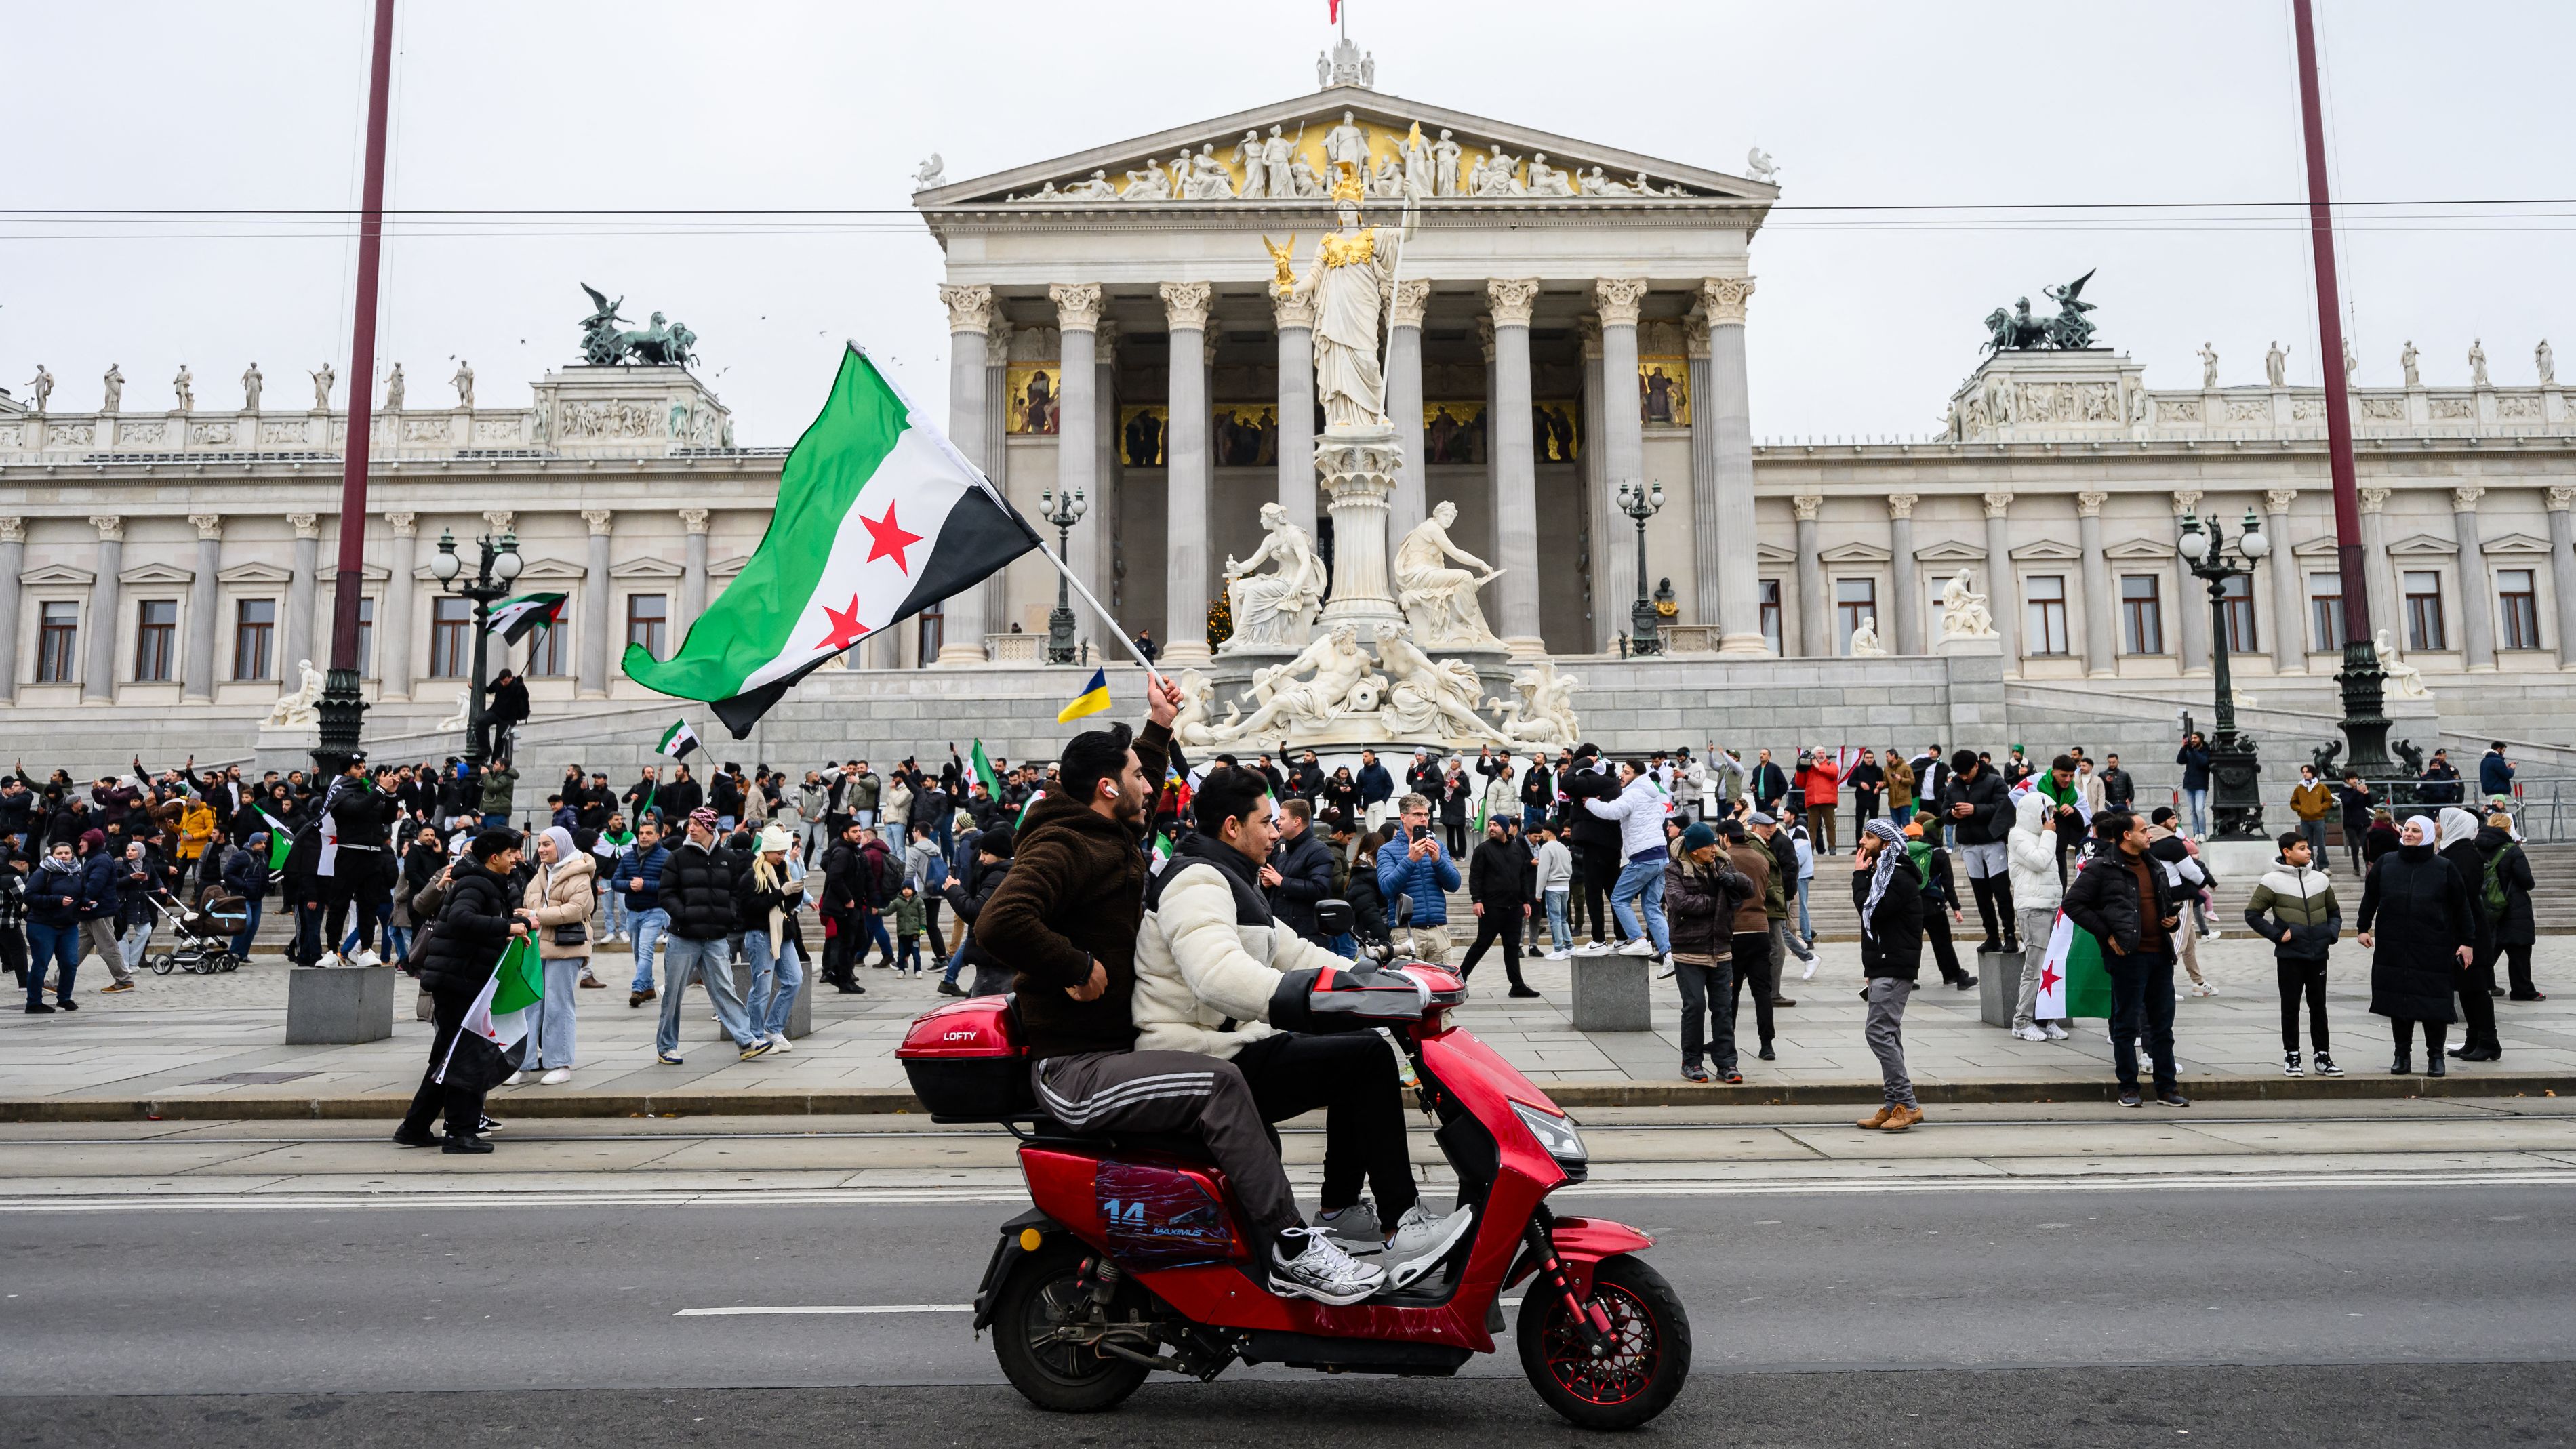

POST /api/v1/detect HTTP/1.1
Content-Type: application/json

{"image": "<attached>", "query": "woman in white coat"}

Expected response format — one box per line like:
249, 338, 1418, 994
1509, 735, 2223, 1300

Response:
2007, 791, 2068, 1041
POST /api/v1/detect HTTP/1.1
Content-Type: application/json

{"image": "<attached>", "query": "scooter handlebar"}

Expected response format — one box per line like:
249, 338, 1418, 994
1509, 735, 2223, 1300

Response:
1268, 961, 1434, 1034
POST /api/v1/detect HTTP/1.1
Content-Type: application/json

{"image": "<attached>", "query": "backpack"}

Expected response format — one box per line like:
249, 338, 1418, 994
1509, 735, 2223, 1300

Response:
2481, 845, 2516, 922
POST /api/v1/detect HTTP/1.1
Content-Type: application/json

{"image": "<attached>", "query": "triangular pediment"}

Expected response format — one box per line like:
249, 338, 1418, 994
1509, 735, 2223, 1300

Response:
1914, 538, 1987, 564
1754, 542, 1796, 566
20, 563, 95, 587
2482, 531, 2552, 556
220, 561, 294, 585
2008, 539, 2082, 563
512, 556, 586, 583
2386, 532, 2458, 556
1817, 541, 1891, 565
118, 560, 195, 586
610, 557, 684, 580
919, 86, 1773, 213
2104, 537, 2177, 561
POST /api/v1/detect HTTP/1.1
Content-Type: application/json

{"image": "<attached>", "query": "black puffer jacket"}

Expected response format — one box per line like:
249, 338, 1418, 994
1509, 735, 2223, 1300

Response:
1854, 853, 1926, 981
1268, 827, 1337, 943
2060, 846, 2180, 958
2358, 843, 2471, 1023
659, 838, 741, 940
1936, 765, 2013, 846
413, 858, 519, 995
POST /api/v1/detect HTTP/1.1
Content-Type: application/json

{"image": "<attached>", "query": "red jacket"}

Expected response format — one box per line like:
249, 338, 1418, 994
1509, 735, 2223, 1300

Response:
1795, 758, 1841, 806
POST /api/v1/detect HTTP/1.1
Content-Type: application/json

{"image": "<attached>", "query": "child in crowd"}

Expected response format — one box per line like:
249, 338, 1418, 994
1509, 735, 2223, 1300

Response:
892, 882, 926, 973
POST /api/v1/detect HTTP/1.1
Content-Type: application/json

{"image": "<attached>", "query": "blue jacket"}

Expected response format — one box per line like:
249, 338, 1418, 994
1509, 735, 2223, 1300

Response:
1375, 830, 1462, 926
26, 857, 83, 931
2480, 752, 2516, 798
616, 842, 670, 912
76, 853, 122, 922
1357, 762, 1395, 806
2175, 745, 2211, 792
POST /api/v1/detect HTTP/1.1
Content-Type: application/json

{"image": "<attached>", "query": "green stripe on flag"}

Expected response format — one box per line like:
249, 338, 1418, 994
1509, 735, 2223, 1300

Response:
969, 740, 998, 799
488, 935, 545, 1019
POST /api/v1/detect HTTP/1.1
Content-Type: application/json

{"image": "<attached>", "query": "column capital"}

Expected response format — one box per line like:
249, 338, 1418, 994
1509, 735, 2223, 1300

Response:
1887, 493, 1918, 520
1273, 285, 1316, 329
1592, 277, 1648, 327
190, 512, 226, 539
2169, 489, 2204, 516
1577, 315, 1603, 361
0, 517, 24, 544
582, 508, 615, 535
1983, 490, 2015, 519
1386, 277, 1430, 329
2076, 490, 2109, 517
1475, 316, 1496, 365
678, 507, 710, 535
286, 512, 319, 539
938, 283, 994, 335
2453, 485, 2487, 512
1486, 277, 1540, 328
1684, 310, 1712, 359
2358, 486, 2390, 515
2263, 488, 2298, 514
482, 510, 513, 537
1791, 493, 1823, 523
1159, 281, 1213, 331
984, 313, 1013, 368
90, 514, 124, 543
1050, 281, 1104, 333
1699, 275, 1756, 325
2550, 485, 2576, 512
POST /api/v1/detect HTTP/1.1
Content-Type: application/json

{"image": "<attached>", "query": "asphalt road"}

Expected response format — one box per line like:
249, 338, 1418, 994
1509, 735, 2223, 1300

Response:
5, 1184, 2570, 1446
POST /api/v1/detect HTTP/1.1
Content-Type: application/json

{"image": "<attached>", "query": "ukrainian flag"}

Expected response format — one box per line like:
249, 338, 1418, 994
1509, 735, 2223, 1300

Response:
1058, 667, 1112, 723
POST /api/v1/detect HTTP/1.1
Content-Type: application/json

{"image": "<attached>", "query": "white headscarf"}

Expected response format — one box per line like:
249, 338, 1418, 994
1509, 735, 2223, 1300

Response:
538, 825, 580, 885
2403, 814, 2438, 846
2437, 808, 2479, 851
1859, 818, 1910, 941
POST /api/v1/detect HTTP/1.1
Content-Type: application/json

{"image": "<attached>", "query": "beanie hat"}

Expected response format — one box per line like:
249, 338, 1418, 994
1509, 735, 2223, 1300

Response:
1678, 821, 1718, 853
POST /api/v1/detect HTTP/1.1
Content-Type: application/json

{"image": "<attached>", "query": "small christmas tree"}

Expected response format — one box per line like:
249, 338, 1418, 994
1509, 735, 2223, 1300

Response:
1206, 593, 1234, 653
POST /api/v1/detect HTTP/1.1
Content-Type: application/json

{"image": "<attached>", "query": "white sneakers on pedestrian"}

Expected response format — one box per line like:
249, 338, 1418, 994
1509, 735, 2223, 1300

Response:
1542, 949, 1571, 961
318, 952, 346, 969
2190, 981, 2219, 997
2013, 1025, 2049, 1042
1615, 939, 1656, 958
1270, 1226, 1386, 1305
1571, 942, 1616, 958
1800, 959, 1818, 981
768, 1031, 794, 1053
349, 949, 382, 968
540, 1067, 572, 1086
2042, 1023, 2069, 1040
502, 1071, 527, 1086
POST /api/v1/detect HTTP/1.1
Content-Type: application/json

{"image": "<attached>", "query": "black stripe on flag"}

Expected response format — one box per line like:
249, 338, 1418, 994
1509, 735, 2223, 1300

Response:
709, 487, 1043, 737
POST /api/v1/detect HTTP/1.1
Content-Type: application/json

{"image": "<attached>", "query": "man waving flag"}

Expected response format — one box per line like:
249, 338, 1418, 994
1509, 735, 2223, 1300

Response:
624, 344, 1044, 735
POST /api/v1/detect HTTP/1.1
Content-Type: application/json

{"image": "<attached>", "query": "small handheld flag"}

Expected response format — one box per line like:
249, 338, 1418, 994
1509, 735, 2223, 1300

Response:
1058, 668, 1112, 723
487, 592, 569, 646
657, 719, 702, 760
969, 739, 1000, 797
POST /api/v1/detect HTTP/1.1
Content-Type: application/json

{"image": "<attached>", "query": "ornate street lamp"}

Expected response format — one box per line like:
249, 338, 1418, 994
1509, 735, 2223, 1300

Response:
1617, 478, 1665, 656
2179, 506, 2272, 838
431, 527, 523, 769
1038, 485, 1088, 664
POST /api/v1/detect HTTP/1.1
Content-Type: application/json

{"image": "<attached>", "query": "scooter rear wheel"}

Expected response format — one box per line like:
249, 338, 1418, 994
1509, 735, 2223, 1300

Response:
990, 1238, 1150, 1413
1517, 1252, 1691, 1429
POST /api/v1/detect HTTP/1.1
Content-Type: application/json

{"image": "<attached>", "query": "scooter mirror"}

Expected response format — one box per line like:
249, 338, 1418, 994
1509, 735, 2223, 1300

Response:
1316, 899, 1354, 936
1393, 893, 1414, 925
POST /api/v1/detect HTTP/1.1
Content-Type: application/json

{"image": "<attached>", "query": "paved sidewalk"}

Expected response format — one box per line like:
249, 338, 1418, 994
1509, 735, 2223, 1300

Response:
5, 935, 2573, 1118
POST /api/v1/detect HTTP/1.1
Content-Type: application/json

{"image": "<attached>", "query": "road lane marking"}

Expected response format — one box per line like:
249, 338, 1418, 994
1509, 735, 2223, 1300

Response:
675, 1304, 971, 1317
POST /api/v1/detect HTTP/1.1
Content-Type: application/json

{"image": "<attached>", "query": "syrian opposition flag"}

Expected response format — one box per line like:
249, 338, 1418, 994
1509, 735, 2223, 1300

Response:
969, 739, 999, 798
434, 934, 544, 1089
488, 592, 569, 645
624, 344, 1044, 736
658, 719, 702, 760
2029, 909, 2116, 1020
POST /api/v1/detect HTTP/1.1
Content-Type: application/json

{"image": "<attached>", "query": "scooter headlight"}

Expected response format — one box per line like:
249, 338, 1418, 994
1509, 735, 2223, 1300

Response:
1511, 1100, 1588, 1169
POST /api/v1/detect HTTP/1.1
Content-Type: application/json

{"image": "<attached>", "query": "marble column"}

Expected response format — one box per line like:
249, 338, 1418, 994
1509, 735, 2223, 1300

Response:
2077, 491, 2115, 676
1702, 277, 1765, 655
936, 283, 994, 663
1887, 495, 1921, 655
982, 314, 1009, 634
579, 510, 613, 697
84, 515, 123, 701
1275, 287, 1319, 538
1487, 278, 1544, 655
2455, 486, 2495, 670
1093, 321, 1121, 627
1984, 491, 2019, 672
2170, 491, 2208, 676
283, 512, 319, 675
0, 518, 20, 703
1161, 281, 1215, 666
1384, 279, 1428, 545
183, 514, 222, 701
2549, 487, 2576, 669
1685, 312, 1720, 626
1579, 318, 1610, 650
2358, 487, 2395, 651
383, 512, 417, 697
1793, 495, 1826, 657
1595, 279, 1649, 651
2263, 489, 2303, 672
1051, 286, 1104, 647
678, 508, 710, 640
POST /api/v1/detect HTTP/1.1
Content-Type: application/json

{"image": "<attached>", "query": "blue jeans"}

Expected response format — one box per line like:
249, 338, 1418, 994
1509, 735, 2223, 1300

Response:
656, 934, 760, 1056
942, 937, 971, 985
523, 956, 582, 1069
2183, 789, 2209, 838
384, 924, 413, 967
601, 893, 628, 940
26, 920, 77, 1003
743, 928, 803, 1038
861, 907, 893, 964
1609, 858, 1670, 954
897, 933, 922, 971
1796, 876, 1815, 941
1329, 932, 1359, 960
229, 900, 262, 959
628, 906, 670, 992
1891, 803, 1914, 828
1543, 889, 1571, 954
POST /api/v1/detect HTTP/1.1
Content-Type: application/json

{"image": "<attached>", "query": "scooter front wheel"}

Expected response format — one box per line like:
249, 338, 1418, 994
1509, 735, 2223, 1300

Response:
990, 1238, 1150, 1414
1517, 1252, 1691, 1430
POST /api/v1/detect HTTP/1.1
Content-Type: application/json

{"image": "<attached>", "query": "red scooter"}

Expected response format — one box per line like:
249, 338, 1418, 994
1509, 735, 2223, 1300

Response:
897, 899, 1691, 1429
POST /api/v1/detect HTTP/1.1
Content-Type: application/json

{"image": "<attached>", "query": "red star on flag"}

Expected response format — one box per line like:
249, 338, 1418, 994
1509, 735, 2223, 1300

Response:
861, 502, 923, 573
813, 595, 870, 653
2039, 963, 2061, 995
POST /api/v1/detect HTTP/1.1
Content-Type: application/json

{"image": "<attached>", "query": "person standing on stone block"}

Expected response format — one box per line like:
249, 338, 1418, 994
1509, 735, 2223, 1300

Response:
1937, 750, 2016, 955
1582, 760, 1674, 966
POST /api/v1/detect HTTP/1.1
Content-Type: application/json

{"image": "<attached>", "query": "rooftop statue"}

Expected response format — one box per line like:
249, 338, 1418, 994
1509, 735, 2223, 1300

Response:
1982, 269, 2099, 352
579, 284, 698, 369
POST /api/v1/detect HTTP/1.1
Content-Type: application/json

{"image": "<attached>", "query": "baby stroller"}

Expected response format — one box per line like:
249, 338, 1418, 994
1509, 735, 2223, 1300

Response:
146, 894, 248, 975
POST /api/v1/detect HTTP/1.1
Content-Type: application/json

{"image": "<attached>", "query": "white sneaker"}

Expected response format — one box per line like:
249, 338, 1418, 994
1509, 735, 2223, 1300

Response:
1383, 1202, 1476, 1288
1800, 959, 1817, 981
1542, 950, 1571, 961
2199, 927, 2221, 942
2190, 982, 2217, 997
2202, 982, 2222, 996
539, 1067, 572, 1085
350, 949, 382, 968
1270, 1227, 1386, 1305
1571, 942, 1615, 957
767, 1031, 794, 1053
1616, 939, 1656, 958
502, 1071, 527, 1086
318, 952, 346, 969
2013, 1025, 2049, 1042
2042, 1023, 2069, 1040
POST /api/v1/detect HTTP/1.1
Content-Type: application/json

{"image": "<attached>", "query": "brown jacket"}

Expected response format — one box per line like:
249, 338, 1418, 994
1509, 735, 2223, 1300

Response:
2290, 779, 2335, 822
975, 720, 1171, 1059
1726, 842, 1773, 935
1884, 758, 1916, 810
523, 851, 596, 960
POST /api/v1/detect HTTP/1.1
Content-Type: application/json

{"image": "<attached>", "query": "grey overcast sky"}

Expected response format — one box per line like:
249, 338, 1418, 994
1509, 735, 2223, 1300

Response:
5, 1, 2573, 445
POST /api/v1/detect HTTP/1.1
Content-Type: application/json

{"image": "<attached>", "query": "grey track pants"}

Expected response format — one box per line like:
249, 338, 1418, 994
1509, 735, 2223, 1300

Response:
1033, 1050, 1298, 1238
1865, 976, 1916, 1108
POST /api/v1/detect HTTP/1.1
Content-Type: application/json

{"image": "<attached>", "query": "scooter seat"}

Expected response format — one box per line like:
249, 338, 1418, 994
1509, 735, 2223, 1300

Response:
1032, 1118, 1219, 1164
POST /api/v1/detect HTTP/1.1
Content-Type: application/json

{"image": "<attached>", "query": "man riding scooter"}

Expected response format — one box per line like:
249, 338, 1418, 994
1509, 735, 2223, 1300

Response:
1133, 764, 1475, 1294
977, 682, 1394, 1305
